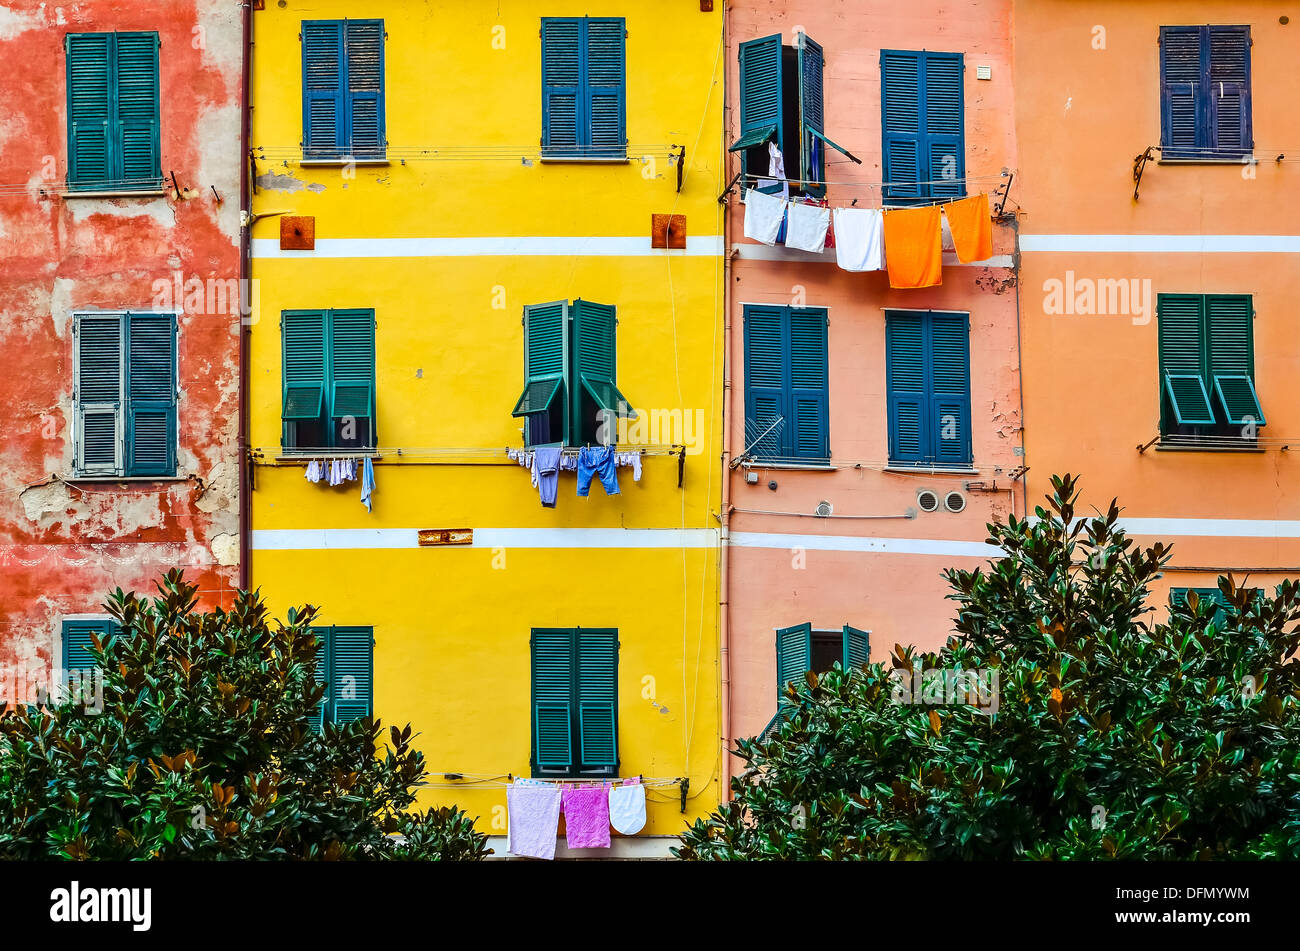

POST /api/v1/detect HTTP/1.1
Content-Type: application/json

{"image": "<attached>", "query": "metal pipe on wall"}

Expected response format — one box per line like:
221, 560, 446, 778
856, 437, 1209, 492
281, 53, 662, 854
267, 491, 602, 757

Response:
237, 0, 254, 593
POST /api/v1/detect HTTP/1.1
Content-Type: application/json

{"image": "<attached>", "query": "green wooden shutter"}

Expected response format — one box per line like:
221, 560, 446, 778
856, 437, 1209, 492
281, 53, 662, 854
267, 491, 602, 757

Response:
585, 18, 626, 157
532, 629, 575, 771
842, 624, 869, 671
62, 619, 116, 673
743, 305, 789, 460
66, 34, 113, 188
328, 309, 376, 446
776, 622, 812, 705
330, 626, 373, 724
1158, 294, 1215, 428
309, 626, 328, 732
1206, 295, 1264, 426
797, 33, 825, 194
788, 308, 829, 461
924, 53, 965, 199
76, 314, 124, 474
576, 628, 618, 768
344, 20, 385, 158
282, 310, 327, 445
930, 313, 972, 466
302, 20, 345, 158
886, 312, 927, 463
512, 301, 568, 422
736, 34, 783, 191
125, 313, 176, 476
572, 300, 632, 439
541, 19, 581, 154
114, 32, 161, 189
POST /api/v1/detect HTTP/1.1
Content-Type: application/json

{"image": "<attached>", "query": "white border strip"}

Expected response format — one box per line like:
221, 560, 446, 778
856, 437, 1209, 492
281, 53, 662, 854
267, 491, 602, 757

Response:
251, 236, 725, 259
1020, 234, 1300, 253
251, 528, 719, 550
1119, 517, 1300, 538
730, 532, 1002, 557
733, 244, 1013, 268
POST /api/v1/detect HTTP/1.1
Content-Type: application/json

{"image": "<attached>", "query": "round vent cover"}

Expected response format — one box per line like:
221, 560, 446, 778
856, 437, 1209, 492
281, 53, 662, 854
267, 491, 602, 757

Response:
944, 490, 967, 513
814, 500, 833, 517
916, 489, 940, 513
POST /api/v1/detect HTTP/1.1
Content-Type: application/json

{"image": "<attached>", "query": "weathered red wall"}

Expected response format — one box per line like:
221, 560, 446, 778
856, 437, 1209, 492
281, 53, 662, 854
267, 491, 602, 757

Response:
0, 0, 242, 675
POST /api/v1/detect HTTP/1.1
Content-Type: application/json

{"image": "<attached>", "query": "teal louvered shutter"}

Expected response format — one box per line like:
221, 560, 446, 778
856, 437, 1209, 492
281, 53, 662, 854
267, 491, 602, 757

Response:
532, 629, 575, 771
1158, 295, 1215, 427
886, 312, 927, 464
743, 305, 788, 460
924, 53, 965, 199
302, 20, 345, 158
788, 308, 829, 461
115, 32, 161, 189
576, 629, 618, 768
929, 313, 972, 465
329, 309, 376, 446
76, 314, 124, 474
842, 624, 869, 671
282, 311, 327, 443
1208, 27, 1251, 156
66, 34, 113, 188
125, 313, 176, 476
1160, 27, 1201, 159
541, 19, 581, 155
309, 627, 328, 732
585, 18, 626, 157
881, 50, 922, 202
1206, 294, 1263, 426
330, 626, 373, 724
62, 619, 115, 674
775, 622, 812, 713
345, 20, 385, 158
736, 34, 783, 192
797, 33, 825, 196
512, 302, 568, 446
572, 300, 633, 439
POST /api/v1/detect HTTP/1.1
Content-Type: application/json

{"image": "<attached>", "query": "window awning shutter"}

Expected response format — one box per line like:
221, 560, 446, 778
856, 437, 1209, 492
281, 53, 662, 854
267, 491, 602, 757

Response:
329, 309, 376, 427
1214, 375, 1265, 426
1163, 373, 1216, 426
572, 299, 635, 428
282, 310, 326, 425
729, 123, 777, 152
513, 301, 568, 425
842, 624, 869, 671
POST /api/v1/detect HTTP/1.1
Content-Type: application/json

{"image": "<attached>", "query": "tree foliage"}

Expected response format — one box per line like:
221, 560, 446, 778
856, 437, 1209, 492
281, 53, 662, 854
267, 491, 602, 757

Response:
677, 474, 1300, 859
0, 571, 491, 861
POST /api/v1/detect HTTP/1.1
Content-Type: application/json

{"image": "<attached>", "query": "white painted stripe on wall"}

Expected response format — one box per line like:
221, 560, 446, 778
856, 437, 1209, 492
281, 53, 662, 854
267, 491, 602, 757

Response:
251, 527, 719, 550
729, 532, 1003, 557
733, 244, 1014, 268
1020, 234, 1300, 253
251, 236, 725, 259
1119, 518, 1300, 538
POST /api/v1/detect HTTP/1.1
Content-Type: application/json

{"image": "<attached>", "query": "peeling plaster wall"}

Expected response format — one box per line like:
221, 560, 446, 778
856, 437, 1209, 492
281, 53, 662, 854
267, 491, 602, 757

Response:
0, 0, 242, 669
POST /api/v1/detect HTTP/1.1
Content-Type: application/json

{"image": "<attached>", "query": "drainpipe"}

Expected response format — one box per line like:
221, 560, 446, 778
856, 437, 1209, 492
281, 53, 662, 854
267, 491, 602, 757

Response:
718, 0, 734, 803
237, 0, 253, 593
1010, 213, 1028, 519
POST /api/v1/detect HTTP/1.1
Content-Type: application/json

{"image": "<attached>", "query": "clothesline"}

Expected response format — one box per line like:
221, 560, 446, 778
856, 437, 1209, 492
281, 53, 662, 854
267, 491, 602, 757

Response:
743, 172, 1009, 189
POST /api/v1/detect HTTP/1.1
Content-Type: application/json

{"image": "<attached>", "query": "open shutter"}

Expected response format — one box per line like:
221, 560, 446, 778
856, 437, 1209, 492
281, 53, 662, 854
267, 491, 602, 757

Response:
923, 53, 965, 199
572, 300, 632, 438
1206, 295, 1263, 426
66, 34, 113, 189
585, 18, 626, 157
797, 33, 826, 196
576, 629, 618, 768
1208, 27, 1251, 157
788, 308, 829, 461
541, 19, 581, 155
62, 619, 115, 674
282, 310, 327, 452
309, 627, 328, 732
929, 313, 972, 466
532, 629, 575, 771
125, 313, 176, 476
329, 309, 376, 446
743, 305, 789, 460
881, 50, 922, 202
737, 34, 784, 191
330, 626, 373, 724
842, 624, 869, 671
76, 314, 124, 475
775, 622, 812, 715
1160, 27, 1203, 159
345, 20, 385, 158
115, 32, 161, 189
1158, 295, 1214, 428
302, 21, 345, 158
886, 312, 927, 464
512, 302, 568, 446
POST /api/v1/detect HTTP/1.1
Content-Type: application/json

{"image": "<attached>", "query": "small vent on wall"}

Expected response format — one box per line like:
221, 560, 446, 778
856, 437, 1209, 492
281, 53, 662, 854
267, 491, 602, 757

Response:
814, 500, 833, 517
916, 489, 940, 513
944, 490, 967, 514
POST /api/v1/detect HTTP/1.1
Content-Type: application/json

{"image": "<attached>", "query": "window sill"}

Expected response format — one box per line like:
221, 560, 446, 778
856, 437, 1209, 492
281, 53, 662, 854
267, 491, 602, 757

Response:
1154, 443, 1265, 454
539, 155, 630, 164
62, 189, 168, 200
298, 158, 391, 166
64, 474, 186, 483
745, 461, 834, 471
1157, 157, 1252, 166
884, 465, 980, 475
276, 451, 382, 462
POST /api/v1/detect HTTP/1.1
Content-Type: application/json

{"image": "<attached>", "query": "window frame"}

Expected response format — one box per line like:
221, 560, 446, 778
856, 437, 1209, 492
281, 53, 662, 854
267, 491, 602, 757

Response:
1158, 25, 1252, 161
300, 19, 388, 162
540, 16, 627, 161
308, 625, 374, 732
280, 308, 377, 453
741, 304, 830, 464
530, 627, 619, 779
879, 49, 966, 205
884, 309, 973, 468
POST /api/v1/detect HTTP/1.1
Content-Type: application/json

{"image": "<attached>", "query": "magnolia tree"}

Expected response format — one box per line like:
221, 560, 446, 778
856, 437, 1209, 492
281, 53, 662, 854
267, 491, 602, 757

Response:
677, 475, 1300, 860
0, 571, 490, 861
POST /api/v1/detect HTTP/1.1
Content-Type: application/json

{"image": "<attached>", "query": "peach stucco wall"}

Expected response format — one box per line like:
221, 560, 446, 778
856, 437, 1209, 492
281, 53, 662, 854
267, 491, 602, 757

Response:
725, 0, 1021, 747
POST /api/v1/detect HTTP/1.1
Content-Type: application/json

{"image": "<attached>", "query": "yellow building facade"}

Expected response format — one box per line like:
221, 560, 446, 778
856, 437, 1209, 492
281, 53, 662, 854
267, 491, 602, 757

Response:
247, 1, 724, 854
